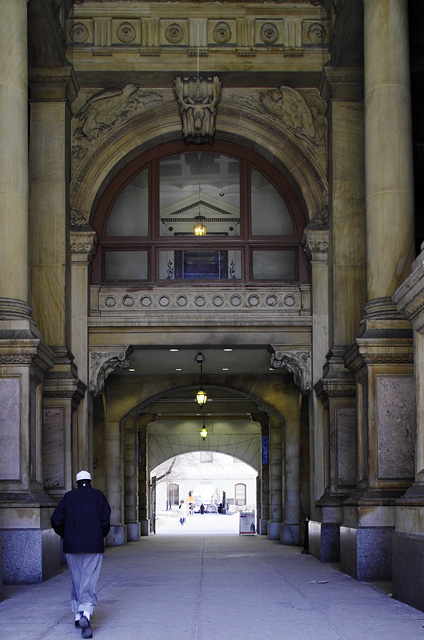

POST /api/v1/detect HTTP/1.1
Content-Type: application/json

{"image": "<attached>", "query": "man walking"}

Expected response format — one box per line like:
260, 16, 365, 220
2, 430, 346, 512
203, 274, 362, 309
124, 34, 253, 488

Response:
51, 471, 111, 638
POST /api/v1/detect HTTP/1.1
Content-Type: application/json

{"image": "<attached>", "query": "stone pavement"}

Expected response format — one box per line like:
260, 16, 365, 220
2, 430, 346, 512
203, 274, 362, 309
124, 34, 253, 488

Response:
1, 513, 424, 640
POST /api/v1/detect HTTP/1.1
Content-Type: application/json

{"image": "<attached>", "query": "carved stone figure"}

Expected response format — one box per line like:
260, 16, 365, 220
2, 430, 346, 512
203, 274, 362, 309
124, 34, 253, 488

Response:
174, 75, 221, 144
259, 86, 327, 168
74, 84, 162, 142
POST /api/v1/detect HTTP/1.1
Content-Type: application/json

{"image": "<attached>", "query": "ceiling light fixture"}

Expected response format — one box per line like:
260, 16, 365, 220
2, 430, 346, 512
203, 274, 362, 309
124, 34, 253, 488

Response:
195, 352, 208, 406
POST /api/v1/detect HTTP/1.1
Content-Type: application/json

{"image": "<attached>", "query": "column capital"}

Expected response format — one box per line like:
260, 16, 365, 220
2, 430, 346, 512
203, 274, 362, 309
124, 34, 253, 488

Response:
302, 219, 329, 262
320, 65, 364, 102
28, 66, 79, 102
70, 229, 98, 263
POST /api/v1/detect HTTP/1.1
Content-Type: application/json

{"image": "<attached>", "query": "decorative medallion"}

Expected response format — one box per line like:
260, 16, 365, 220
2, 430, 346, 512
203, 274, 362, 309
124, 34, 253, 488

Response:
117, 22, 136, 43
213, 21, 232, 44
260, 22, 279, 44
70, 22, 89, 43
307, 22, 326, 44
165, 23, 184, 44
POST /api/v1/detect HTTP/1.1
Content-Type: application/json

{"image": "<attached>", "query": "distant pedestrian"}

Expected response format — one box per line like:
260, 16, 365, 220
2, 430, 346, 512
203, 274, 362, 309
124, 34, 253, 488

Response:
200, 503, 205, 515
51, 471, 111, 639
179, 500, 187, 525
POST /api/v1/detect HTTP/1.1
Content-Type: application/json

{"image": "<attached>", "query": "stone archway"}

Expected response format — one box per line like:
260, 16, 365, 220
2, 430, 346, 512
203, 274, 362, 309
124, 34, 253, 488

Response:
99, 373, 307, 545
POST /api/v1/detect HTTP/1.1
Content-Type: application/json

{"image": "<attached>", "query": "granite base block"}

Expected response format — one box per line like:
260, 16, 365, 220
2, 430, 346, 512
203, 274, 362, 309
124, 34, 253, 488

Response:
0, 528, 60, 584
107, 525, 127, 546
280, 524, 300, 546
0, 537, 2, 600
268, 521, 280, 540
309, 521, 340, 562
140, 519, 150, 537
127, 522, 140, 541
393, 531, 424, 612
340, 526, 393, 581
260, 518, 268, 535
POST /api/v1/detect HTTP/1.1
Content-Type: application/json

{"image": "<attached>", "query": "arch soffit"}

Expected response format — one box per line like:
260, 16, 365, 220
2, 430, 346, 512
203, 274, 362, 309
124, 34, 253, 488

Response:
120, 382, 289, 427
70, 102, 328, 229
153, 451, 258, 476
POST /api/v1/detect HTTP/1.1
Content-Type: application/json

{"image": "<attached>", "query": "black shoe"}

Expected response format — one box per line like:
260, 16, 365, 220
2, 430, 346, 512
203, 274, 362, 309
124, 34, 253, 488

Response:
79, 616, 93, 638
75, 620, 80, 628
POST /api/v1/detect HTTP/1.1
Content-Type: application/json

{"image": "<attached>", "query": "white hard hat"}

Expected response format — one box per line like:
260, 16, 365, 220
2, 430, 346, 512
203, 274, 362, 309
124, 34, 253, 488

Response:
76, 470, 91, 482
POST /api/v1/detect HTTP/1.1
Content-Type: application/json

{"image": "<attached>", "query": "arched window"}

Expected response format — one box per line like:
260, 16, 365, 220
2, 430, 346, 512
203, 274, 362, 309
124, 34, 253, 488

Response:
92, 141, 308, 284
235, 483, 246, 506
167, 483, 179, 509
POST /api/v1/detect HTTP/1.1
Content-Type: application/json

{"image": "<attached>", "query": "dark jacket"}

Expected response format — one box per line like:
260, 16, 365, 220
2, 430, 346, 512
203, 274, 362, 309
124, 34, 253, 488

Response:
51, 484, 111, 554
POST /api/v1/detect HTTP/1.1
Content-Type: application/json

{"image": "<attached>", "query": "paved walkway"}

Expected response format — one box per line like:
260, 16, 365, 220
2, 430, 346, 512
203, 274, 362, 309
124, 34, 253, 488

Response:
1, 513, 424, 640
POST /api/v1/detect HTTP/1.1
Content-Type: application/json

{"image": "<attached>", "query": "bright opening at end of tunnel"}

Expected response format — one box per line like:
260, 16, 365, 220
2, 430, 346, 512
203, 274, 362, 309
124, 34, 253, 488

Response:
151, 452, 258, 535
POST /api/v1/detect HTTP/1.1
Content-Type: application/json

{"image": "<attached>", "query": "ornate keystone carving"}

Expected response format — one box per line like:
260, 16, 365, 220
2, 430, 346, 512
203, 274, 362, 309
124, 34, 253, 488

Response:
269, 346, 312, 394
89, 346, 133, 396
174, 75, 221, 144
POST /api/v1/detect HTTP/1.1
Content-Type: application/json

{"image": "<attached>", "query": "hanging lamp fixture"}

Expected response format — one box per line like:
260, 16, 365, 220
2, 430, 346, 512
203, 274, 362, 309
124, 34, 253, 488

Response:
193, 178, 207, 236
195, 352, 208, 406
193, 213, 207, 237
200, 413, 208, 441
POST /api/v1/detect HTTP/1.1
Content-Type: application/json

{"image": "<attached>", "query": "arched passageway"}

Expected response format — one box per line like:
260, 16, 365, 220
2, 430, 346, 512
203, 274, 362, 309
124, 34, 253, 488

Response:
92, 371, 309, 546
152, 451, 258, 535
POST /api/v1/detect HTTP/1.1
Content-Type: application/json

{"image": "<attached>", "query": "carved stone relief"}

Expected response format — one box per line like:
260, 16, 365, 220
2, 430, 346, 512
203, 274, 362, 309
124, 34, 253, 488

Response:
269, 346, 312, 394
71, 84, 163, 172
174, 75, 221, 144
259, 86, 327, 166
89, 346, 133, 396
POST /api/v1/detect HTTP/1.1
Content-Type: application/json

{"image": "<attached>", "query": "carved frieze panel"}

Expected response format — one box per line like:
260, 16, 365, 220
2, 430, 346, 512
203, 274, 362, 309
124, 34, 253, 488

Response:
66, 14, 329, 50
93, 285, 310, 318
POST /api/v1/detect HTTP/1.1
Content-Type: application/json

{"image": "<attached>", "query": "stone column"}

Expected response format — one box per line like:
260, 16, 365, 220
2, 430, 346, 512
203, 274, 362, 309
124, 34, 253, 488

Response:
124, 415, 140, 541
311, 68, 365, 562
0, 0, 60, 584
0, 0, 29, 306
259, 419, 270, 535
29, 69, 86, 499
138, 416, 152, 536
364, 0, 414, 302
392, 248, 424, 609
302, 221, 329, 519
341, 0, 415, 581
267, 414, 282, 540
70, 231, 97, 472
281, 387, 302, 545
